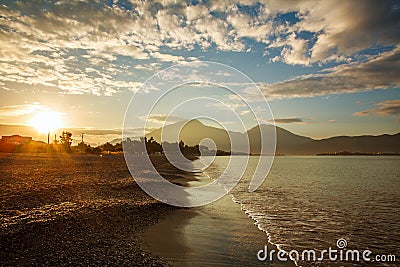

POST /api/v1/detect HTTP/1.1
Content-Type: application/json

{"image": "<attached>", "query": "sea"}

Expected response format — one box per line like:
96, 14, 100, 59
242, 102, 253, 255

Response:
202, 155, 400, 266
144, 156, 400, 266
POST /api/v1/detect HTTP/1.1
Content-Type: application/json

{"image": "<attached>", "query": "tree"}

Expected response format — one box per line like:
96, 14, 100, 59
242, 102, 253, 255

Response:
114, 142, 123, 152
78, 141, 95, 153
146, 137, 162, 154
179, 140, 185, 153
101, 142, 114, 152
60, 131, 72, 152
179, 140, 185, 149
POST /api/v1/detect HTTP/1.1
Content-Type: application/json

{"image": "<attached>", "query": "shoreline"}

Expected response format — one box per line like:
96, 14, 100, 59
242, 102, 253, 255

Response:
144, 195, 295, 266
235, 198, 298, 266
143, 157, 296, 266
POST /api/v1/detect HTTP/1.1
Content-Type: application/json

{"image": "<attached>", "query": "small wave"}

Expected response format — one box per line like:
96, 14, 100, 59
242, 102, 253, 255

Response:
199, 157, 299, 266
236, 201, 299, 266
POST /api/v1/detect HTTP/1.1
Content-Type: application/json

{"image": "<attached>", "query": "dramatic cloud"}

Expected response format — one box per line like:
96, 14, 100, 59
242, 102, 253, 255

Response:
259, 47, 400, 99
0, 1, 199, 95
353, 100, 400, 117
265, 0, 400, 65
0, 0, 398, 97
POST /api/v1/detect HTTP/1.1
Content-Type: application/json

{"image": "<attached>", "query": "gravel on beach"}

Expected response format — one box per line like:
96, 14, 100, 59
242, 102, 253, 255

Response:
0, 153, 183, 266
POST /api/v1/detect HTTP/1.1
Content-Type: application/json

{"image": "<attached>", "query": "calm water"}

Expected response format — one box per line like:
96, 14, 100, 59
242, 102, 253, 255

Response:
203, 156, 400, 266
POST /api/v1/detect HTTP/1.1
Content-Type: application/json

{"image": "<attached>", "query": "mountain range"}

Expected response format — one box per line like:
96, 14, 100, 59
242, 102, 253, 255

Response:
144, 119, 400, 155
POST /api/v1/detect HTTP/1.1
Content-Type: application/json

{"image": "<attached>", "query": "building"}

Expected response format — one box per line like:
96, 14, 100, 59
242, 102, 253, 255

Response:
1, 135, 32, 144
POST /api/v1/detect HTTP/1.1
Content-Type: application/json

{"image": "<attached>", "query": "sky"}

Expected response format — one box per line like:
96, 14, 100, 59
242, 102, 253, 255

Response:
0, 0, 399, 144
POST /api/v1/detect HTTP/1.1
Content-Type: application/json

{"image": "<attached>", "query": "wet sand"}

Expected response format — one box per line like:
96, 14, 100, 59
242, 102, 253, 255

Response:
143, 167, 295, 267
0, 153, 188, 266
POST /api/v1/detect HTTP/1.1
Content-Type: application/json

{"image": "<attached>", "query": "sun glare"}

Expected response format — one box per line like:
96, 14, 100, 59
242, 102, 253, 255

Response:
30, 111, 63, 133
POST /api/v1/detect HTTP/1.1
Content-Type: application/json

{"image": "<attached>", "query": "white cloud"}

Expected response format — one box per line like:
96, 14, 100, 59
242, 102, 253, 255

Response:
194, 13, 239, 51
0, 0, 398, 96
186, 5, 209, 21
270, 33, 310, 65
226, 11, 272, 43
149, 51, 185, 62
141, 114, 186, 126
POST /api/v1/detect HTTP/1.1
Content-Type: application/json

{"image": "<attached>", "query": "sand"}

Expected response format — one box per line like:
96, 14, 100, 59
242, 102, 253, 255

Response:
0, 153, 183, 266
1, 153, 295, 266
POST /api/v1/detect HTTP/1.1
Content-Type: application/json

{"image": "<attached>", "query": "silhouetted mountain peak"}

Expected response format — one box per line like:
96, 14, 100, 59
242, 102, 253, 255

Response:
145, 121, 400, 155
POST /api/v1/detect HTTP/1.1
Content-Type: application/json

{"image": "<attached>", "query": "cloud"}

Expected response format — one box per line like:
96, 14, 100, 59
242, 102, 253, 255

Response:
259, 47, 400, 99
207, 100, 248, 116
353, 100, 400, 117
226, 10, 272, 44
269, 33, 310, 66
0, 103, 45, 118
216, 71, 233, 77
0, 0, 398, 96
272, 117, 305, 124
265, 0, 400, 65
142, 114, 186, 125
0, 1, 198, 95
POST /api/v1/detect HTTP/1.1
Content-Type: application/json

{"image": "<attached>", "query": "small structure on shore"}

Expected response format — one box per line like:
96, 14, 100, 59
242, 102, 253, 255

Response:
1, 135, 32, 144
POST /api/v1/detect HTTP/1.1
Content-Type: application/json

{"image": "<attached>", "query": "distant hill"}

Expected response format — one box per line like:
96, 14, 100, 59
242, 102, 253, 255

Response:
247, 124, 313, 154
146, 120, 233, 151
304, 134, 400, 155
146, 119, 400, 155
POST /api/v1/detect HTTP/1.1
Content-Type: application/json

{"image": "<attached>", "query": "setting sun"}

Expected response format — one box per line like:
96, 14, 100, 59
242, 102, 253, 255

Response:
30, 111, 63, 133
